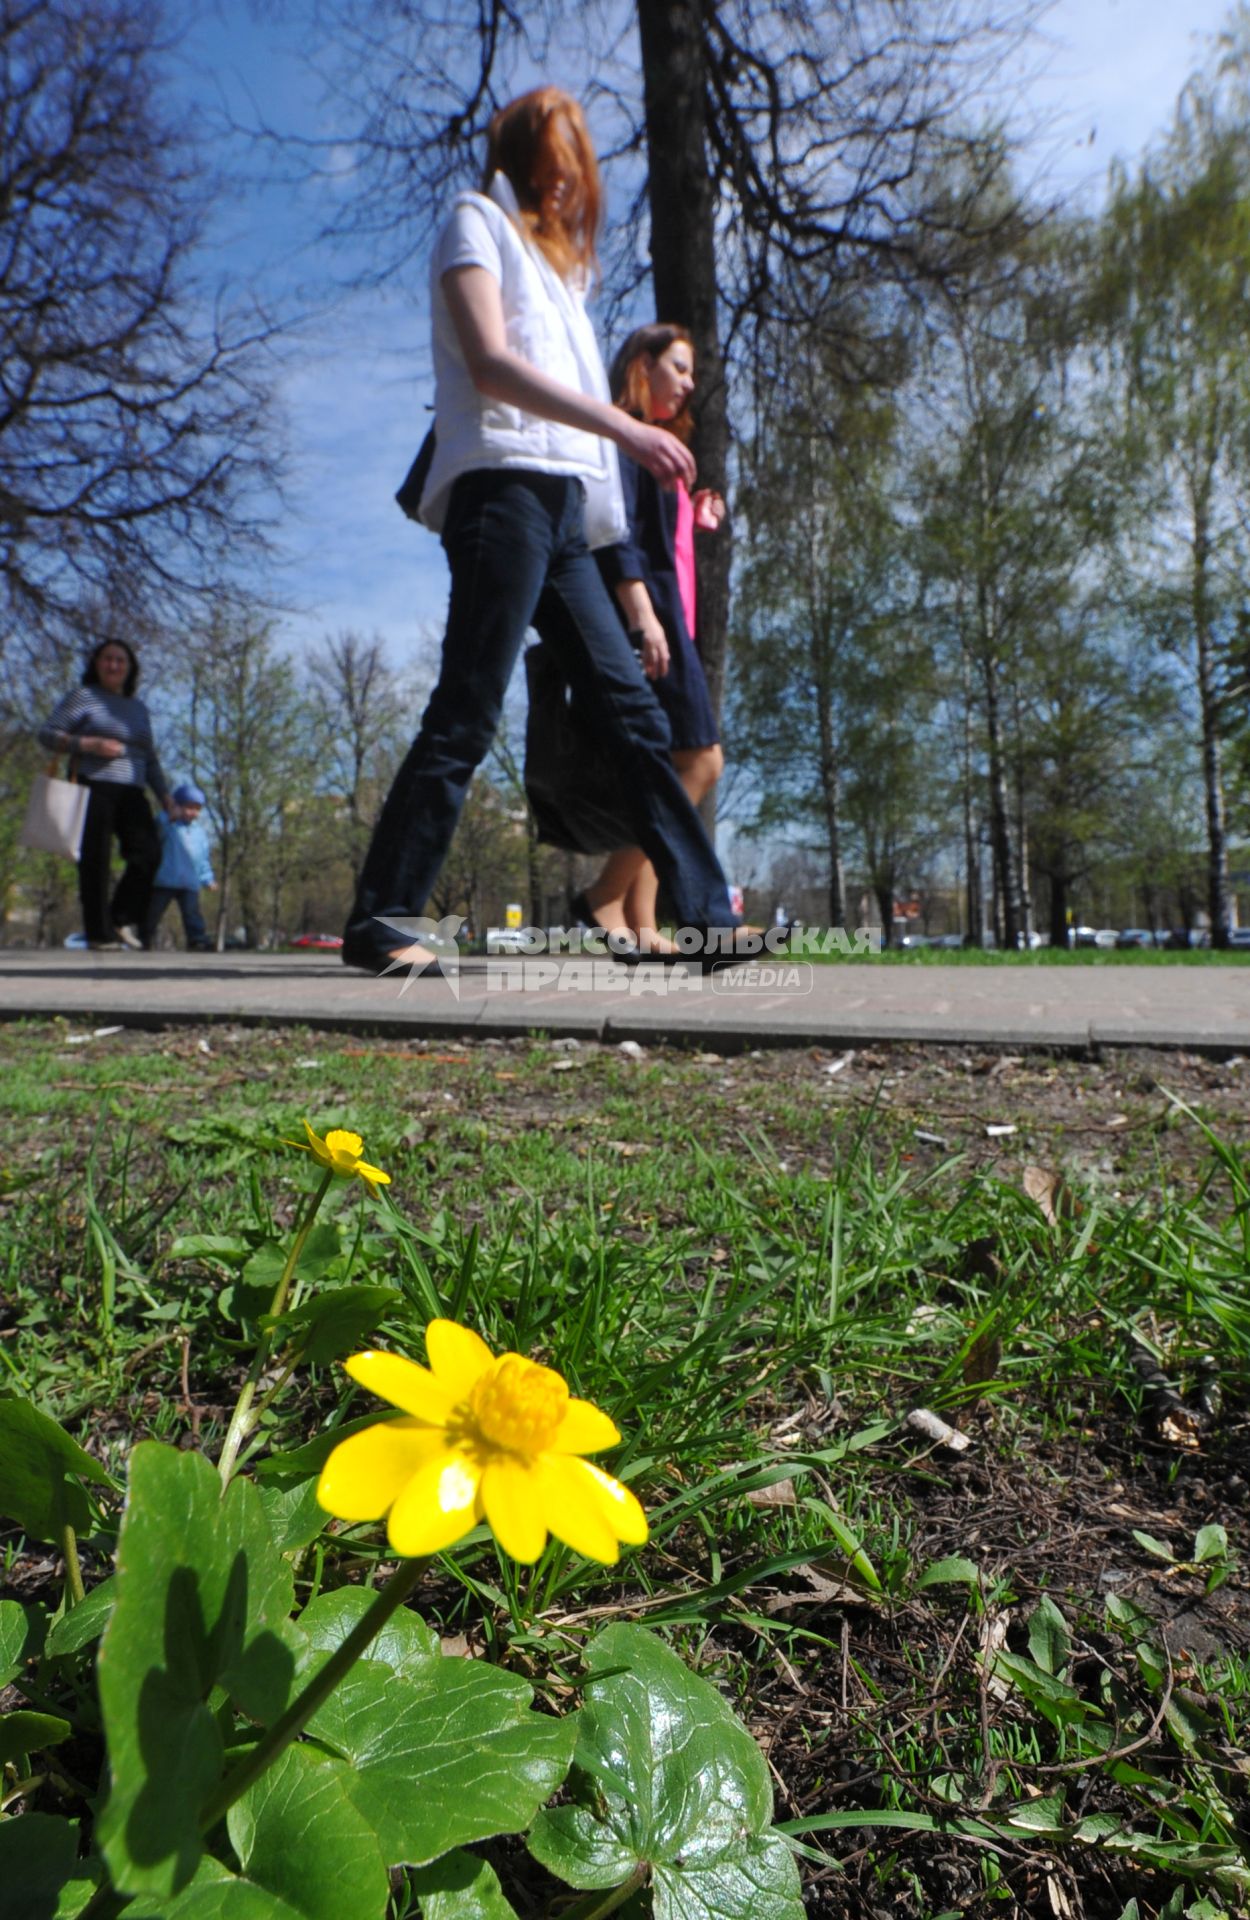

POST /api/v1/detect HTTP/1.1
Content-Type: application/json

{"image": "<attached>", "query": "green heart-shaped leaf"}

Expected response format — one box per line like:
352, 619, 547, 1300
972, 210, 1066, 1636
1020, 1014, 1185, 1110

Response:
96, 1443, 299, 1899
0, 1709, 71, 1765
0, 1395, 114, 1542
528, 1623, 804, 1920
0, 1812, 99, 1918
408, 1848, 519, 1918
297, 1588, 438, 1677
226, 1743, 388, 1920
263, 1286, 399, 1366
253, 1479, 327, 1555
298, 1588, 576, 1866
45, 1578, 115, 1658
0, 1596, 46, 1684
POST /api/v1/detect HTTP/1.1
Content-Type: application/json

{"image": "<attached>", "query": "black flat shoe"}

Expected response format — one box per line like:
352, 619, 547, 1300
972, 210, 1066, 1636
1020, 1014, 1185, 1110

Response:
341, 937, 392, 975
341, 936, 439, 978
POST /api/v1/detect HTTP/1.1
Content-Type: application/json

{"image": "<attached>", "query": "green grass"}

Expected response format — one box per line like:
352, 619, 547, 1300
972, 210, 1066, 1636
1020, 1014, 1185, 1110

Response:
1, 1022, 1247, 1916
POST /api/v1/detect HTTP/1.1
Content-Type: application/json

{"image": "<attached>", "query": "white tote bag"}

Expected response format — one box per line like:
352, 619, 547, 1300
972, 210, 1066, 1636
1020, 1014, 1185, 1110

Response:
19, 765, 90, 862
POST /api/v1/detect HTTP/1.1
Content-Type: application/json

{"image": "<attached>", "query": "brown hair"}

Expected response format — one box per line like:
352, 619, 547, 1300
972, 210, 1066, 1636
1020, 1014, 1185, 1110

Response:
484, 88, 601, 281
83, 638, 140, 697
609, 324, 696, 443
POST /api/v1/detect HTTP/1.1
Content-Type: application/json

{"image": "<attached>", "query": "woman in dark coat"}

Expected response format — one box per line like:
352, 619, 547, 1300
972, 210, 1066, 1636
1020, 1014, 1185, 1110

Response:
579, 324, 725, 951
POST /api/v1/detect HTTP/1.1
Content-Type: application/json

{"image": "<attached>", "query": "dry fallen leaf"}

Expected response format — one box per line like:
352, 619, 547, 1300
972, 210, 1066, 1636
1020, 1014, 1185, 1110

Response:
979, 1609, 1012, 1700
1159, 1407, 1204, 1450
746, 1477, 798, 1508
764, 1564, 875, 1613
963, 1328, 1002, 1393
1047, 1872, 1077, 1919
1022, 1164, 1063, 1227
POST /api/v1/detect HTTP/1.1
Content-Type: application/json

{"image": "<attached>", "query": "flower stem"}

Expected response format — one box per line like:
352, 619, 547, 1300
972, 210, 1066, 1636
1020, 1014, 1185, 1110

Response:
555, 1863, 650, 1920
200, 1555, 429, 1829
217, 1168, 334, 1487
62, 1520, 86, 1608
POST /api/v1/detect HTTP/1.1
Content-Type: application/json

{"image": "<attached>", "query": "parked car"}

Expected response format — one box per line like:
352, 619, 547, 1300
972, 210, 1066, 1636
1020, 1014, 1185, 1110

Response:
287, 932, 344, 951
1165, 927, 1210, 950
1070, 926, 1117, 948
1116, 928, 1161, 949
899, 933, 933, 949
1228, 927, 1250, 948
486, 927, 528, 954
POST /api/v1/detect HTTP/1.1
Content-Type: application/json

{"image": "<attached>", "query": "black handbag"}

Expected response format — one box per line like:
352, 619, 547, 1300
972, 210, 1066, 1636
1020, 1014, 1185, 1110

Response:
523, 644, 636, 855
395, 424, 436, 521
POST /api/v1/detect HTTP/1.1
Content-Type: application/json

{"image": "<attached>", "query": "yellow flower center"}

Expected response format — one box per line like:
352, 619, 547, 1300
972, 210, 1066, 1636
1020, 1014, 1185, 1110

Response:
464, 1353, 569, 1455
324, 1129, 364, 1168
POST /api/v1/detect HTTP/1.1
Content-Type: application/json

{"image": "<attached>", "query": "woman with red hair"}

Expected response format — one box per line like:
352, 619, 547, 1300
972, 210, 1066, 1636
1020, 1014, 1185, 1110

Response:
344, 88, 739, 972
586, 323, 727, 951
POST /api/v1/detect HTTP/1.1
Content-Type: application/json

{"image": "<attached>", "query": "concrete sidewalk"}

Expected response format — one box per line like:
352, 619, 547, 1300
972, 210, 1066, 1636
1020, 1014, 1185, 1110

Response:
0, 949, 1242, 1051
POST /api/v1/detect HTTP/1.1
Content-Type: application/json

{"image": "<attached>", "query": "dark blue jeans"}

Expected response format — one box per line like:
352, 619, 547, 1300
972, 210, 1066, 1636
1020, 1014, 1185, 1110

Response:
348, 470, 736, 943
144, 887, 211, 949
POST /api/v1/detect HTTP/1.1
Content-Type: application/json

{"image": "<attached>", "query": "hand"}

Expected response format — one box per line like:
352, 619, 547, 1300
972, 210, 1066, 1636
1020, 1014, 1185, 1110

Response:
692, 488, 726, 531
618, 415, 696, 491
638, 620, 670, 679
86, 735, 124, 759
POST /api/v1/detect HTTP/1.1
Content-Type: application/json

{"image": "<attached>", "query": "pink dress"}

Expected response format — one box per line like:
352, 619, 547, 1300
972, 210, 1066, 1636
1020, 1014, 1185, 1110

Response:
674, 482, 698, 642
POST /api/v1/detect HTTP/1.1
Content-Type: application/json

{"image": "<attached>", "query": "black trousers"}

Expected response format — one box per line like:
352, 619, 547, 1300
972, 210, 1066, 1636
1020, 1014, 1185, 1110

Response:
78, 783, 160, 943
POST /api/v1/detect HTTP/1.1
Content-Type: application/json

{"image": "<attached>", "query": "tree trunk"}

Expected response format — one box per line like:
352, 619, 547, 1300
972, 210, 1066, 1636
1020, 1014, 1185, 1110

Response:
959, 646, 982, 943
874, 879, 894, 946
636, 0, 730, 834
816, 690, 846, 930
981, 646, 1021, 948
1191, 499, 1232, 948
1049, 872, 1069, 949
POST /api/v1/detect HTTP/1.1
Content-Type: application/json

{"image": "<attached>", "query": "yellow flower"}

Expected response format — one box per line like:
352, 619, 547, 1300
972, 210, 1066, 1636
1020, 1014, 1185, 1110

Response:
316, 1320, 648, 1565
287, 1120, 391, 1189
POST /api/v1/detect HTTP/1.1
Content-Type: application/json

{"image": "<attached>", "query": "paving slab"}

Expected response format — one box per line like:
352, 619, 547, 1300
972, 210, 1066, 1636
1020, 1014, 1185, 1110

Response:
0, 949, 1244, 1051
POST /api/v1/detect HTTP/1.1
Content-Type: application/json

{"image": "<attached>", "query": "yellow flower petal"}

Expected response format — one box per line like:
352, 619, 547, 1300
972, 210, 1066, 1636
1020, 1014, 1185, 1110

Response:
531, 1455, 620, 1563
345, 1350, 456, 1424
323, 1128, 365, 1159
353, 1159, 392, 1188
425, 1319, 494, 1397
551, 1397, 621, 1455
316, 1418, 445, 1520
480, 1457, 549, 1564
387, 1449, 482, 1556
559, 1456, 648, 1553
302, 1119, 331, 1167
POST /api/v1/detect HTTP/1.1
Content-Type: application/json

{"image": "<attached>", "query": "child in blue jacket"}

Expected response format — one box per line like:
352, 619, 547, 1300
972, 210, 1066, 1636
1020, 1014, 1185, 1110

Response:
143, 781, 216, 950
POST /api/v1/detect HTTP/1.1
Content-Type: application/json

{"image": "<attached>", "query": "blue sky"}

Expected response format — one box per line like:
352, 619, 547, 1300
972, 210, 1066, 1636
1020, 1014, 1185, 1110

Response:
174, 0, 1238, 667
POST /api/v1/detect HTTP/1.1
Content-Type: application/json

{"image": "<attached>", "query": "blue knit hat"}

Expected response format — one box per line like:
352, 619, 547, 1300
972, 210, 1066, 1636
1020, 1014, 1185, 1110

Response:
173, 781, 206, 807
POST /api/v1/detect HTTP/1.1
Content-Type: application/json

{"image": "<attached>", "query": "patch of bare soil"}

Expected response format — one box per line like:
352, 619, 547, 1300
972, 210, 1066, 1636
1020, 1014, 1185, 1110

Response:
747, 1403, 1250, 1918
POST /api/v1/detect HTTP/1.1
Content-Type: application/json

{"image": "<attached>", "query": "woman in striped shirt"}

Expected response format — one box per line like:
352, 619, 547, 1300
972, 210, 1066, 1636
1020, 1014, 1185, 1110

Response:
38, 640, 173, 951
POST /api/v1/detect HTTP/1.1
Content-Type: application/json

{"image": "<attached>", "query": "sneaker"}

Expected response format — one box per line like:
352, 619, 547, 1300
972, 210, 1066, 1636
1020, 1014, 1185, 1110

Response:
116, 925, 144, 950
